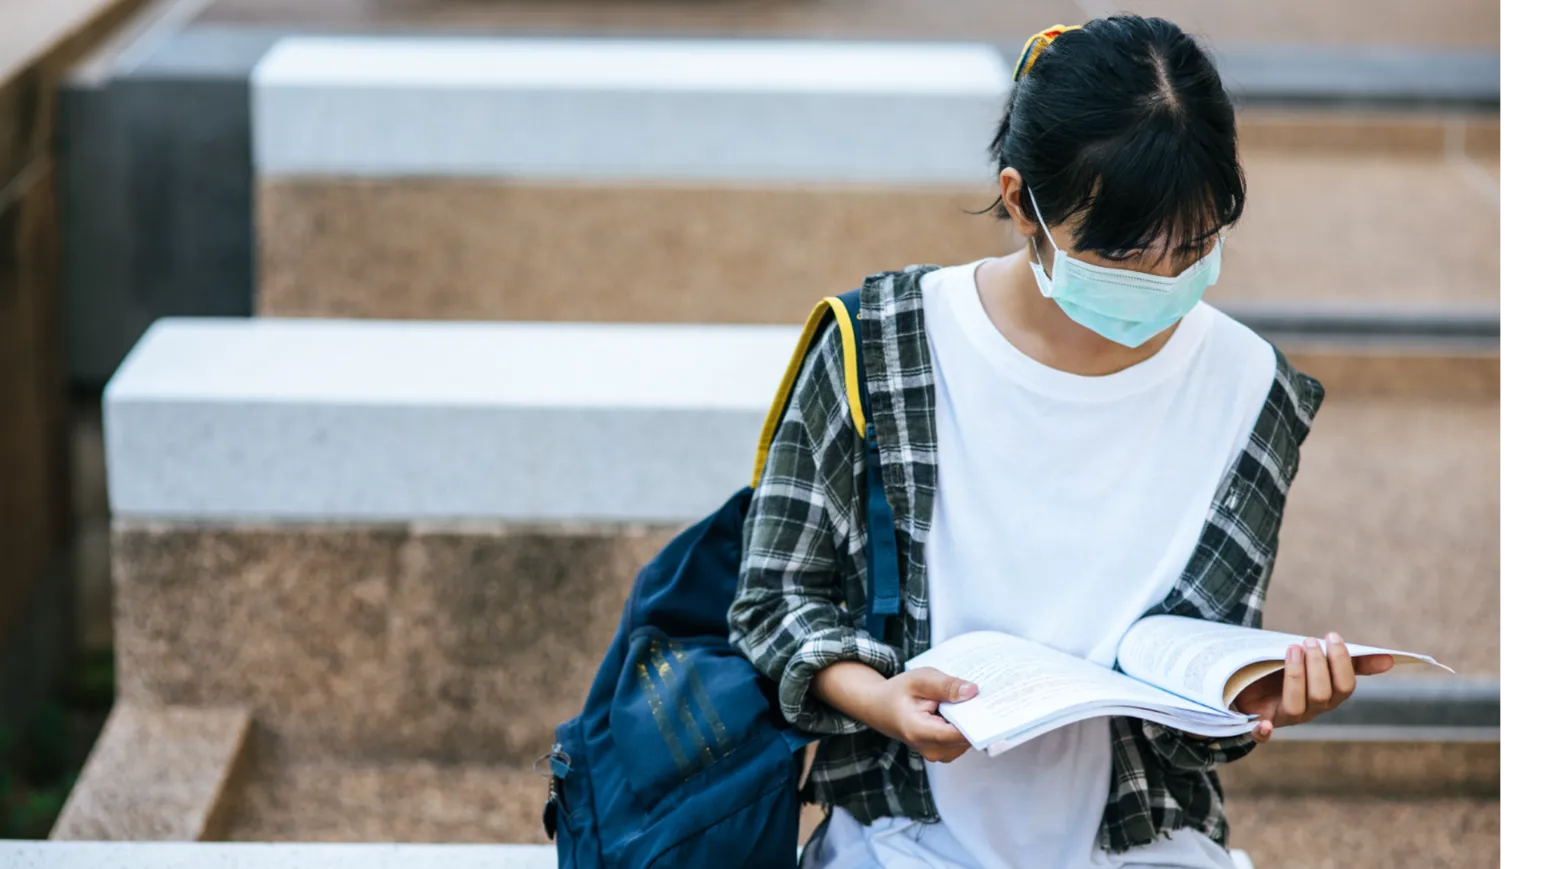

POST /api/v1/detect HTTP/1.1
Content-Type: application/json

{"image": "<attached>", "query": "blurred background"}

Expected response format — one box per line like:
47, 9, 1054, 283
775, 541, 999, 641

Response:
1, 0, 1498, 866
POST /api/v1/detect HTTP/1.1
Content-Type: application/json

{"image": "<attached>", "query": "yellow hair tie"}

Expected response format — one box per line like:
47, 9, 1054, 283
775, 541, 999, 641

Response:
1014, 24, 1082, 81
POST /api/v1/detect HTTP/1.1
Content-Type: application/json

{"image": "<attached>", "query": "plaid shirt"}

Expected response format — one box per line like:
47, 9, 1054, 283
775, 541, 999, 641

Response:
727, 265, 1325, 853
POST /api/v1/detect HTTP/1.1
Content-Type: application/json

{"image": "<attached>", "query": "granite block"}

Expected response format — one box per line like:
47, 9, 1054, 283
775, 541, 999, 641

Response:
390, 526, 672, 760
1209, 152, 1499, 306
221, 731, 555, 843
50, 703, 252, 841
206, 0, 1085, 47
1227, 795, 1498, 869
253, 37, 1007, 183
256, 148, 1496, 321
195, 0, 1497, 49
1236, 110, 1498, 157
113, 524, 409, 755
1281, 346, 1499, 399
1218, 739, 1498, 798
112, 522, 676, 762
256, 180, 1010, 321
5, 842, 564, 867
1116, 0, 1499, 49
104, 318, 797, 523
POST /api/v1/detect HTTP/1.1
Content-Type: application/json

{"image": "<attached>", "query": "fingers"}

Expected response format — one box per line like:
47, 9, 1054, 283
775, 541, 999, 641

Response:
1303, 636, 1333, 712
910, 712, 970, 745
1354, 654, 1396, 676
909, 714, 972, 763
907, 667, 979, 703
1279, 643, 1307, 721
935, 744, 971, 764
1327, 632, 1357, 704
1252, 720, 1273, 744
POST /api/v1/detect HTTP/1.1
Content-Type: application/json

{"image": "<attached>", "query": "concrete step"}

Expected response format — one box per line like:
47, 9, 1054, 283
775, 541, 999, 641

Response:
248, 36, 1498, 326
59, 15, 1499, 384
195, 0, 1500, 53
98, 319, 1497, 774
1227, 794, 1498, 869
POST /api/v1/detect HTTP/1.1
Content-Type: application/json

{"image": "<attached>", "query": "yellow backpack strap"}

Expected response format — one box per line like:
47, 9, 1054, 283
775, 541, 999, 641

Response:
750, 296, 866, 488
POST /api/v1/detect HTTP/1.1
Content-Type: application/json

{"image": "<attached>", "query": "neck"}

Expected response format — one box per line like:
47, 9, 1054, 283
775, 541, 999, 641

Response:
973, 248, 1179, 377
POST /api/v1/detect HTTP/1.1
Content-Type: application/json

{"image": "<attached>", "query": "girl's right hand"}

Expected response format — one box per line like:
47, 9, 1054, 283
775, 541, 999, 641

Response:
863, 667, 979, 763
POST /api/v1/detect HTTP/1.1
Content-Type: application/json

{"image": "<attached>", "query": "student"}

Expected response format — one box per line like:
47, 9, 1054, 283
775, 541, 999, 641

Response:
727, 16, 1394, 869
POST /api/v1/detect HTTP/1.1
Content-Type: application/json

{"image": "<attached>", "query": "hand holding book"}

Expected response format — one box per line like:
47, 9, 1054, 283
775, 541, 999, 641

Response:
1228, 632, 1395, 744
904, 616, 1451, 757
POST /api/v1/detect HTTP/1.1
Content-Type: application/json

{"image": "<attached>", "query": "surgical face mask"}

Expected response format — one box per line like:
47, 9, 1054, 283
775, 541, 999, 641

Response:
1023, 188, 1223, 348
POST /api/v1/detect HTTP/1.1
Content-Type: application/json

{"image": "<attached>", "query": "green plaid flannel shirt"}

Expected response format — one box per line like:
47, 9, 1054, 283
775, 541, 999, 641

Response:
727, 265, 1325, 853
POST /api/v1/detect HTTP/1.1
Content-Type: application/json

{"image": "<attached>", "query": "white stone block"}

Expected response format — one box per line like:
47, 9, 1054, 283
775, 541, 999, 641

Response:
0, 843, 558, 869
105, 318, 800, 523
0, 842, 1254, 868
253, 36, 1009, 182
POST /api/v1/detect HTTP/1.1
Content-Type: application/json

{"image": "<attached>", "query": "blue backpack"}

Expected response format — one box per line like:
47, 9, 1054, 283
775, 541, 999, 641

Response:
542, 289, 901, 868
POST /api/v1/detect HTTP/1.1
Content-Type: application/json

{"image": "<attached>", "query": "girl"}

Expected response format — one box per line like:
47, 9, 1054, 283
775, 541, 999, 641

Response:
728, 15, 1393, 869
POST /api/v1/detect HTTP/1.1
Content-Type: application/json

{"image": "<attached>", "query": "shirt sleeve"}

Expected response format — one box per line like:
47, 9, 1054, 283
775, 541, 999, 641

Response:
727, 321, 901, 734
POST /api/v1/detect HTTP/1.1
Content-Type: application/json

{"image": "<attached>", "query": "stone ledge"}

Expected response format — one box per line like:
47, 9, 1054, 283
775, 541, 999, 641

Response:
102, 317, 1502, 523
252, 36, 1008, 182
1, 839, 1258, 868
1220, 738, 1498, 798
105, 318, 796, 523
51, 703, 253, 841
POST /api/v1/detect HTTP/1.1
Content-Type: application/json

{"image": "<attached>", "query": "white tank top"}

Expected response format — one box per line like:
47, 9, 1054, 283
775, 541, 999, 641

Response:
808, 259, 1274, 869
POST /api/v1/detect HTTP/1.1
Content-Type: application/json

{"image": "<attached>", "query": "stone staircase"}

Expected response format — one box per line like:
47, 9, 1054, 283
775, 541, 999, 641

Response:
35, 3, 1500, 867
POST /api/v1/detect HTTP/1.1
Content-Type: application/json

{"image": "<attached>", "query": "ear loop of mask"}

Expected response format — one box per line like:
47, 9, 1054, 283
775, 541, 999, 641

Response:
1019, 181, 1059, 274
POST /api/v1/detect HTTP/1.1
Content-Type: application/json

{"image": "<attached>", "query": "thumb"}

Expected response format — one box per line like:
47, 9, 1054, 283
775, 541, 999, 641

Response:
910, 667, 978, 703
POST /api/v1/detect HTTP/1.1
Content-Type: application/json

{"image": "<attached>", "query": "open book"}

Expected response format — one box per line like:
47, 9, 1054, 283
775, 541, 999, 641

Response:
905, 615, 1451, 758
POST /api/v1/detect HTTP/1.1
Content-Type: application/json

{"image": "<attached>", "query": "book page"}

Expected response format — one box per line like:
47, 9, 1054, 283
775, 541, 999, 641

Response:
1117, 615, 1452, 711
906, 630, 1230, 749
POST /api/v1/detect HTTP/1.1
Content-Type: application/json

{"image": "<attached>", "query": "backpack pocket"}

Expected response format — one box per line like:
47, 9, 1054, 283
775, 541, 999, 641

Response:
610, 627, 781, 809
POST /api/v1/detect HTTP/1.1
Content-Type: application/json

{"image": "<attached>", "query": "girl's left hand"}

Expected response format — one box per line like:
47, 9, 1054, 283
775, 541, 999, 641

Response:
1231, 632, 1395, 744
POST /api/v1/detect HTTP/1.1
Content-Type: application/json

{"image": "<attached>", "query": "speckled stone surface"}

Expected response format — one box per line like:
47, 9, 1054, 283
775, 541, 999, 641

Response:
50, 703, 252, 841
1207, 151, 1498, 307
1268, 396, 1498, 676
1227, 795, 1499, 869
221, 736, 549, 842
1218, 739, 1498, 798
256, 146, 1496, 321
217, 749, 1496, 860
1281, 348, 1498, 400
253, 38, 1009, 183
113, 523, 676, 762
199, 0, 1086, 39
1236, 111, 1497, 157
104, 318, 797, 524
195, 0, 1498, 48
2, 842, 563, 868
257, 181, 1010, 322
108, 389, 1497, 767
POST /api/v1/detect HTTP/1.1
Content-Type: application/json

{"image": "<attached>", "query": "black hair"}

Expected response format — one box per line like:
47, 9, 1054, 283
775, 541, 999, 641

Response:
986, 15, 1245, 260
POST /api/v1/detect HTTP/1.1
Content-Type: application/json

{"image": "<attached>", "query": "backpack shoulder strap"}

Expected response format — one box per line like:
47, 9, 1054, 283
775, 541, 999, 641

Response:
750, 296, 866, 488
749, 290, 901, 643
833, 291, 902, 642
